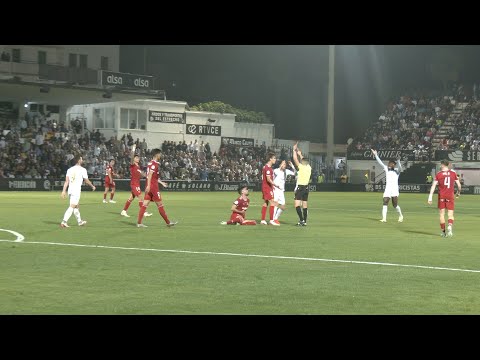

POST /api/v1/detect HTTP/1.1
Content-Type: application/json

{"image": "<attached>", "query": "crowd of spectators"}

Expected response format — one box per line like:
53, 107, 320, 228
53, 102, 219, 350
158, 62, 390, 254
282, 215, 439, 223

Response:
348, 83, 480, 160
0, 111, 283, 183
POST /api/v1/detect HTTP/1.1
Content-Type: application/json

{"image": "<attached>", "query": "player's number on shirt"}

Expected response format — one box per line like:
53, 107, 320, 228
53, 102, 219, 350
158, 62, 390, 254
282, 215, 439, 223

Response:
444, 176, 450, 189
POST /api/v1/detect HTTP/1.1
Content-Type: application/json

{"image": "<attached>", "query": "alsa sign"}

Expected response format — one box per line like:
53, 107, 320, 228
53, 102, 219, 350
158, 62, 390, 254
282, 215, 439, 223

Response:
101, 71, 153, 90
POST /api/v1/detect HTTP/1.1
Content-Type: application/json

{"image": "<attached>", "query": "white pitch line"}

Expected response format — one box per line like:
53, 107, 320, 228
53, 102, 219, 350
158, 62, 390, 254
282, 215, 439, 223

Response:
1, 239, 480, 274
0, 229, 25, 242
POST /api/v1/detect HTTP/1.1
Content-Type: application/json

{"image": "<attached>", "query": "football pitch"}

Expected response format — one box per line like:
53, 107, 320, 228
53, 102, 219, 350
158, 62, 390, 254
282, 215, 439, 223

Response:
1, 190, 480, 314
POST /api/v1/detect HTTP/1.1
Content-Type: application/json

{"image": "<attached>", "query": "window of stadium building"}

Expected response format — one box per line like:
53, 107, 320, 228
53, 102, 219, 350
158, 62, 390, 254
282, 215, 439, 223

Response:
94, 107, 115, 129
120, 108, 147, 130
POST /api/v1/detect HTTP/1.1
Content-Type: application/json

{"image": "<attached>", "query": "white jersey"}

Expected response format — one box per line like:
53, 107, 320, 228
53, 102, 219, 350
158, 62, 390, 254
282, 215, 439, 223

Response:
374, 153, 402, 197
273, 168, 295, 192
66, 165, 88, 195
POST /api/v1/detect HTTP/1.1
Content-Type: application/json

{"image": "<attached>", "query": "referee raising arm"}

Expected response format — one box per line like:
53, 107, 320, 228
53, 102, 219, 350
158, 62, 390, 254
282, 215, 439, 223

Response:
292, 142, 312, 226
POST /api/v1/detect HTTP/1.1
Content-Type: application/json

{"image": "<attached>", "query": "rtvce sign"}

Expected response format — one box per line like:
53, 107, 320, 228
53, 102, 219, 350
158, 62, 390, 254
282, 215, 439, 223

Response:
186, 124, 221, 136
101, 71, 153, 90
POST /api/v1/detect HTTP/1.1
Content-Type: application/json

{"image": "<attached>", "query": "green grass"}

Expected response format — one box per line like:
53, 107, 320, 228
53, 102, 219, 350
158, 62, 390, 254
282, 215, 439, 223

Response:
1, 190, 480, 314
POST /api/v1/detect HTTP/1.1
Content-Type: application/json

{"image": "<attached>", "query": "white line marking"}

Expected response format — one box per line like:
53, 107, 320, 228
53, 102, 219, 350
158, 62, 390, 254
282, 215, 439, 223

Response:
0, 229, 25, 242
1, 239, 479, 274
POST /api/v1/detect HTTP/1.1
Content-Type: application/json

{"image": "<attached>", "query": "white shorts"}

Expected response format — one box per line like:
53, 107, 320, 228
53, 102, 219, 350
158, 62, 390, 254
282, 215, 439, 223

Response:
69, 193, 81, 206
273, 188, 285, 205
383, 188, 399, 198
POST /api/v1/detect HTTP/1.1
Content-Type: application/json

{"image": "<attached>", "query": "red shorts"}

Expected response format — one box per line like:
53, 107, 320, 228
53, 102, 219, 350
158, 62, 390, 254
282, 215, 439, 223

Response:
131, 184, 142, 197
105, 178, 115, 188
262, 188, 274, 201
144, 189, 162, 202
438, 197, 455, 210
230, 213, 244, 223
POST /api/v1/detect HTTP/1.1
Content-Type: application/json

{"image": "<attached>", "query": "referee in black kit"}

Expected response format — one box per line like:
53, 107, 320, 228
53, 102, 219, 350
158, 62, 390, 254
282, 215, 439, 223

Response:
292, 142, 312, 226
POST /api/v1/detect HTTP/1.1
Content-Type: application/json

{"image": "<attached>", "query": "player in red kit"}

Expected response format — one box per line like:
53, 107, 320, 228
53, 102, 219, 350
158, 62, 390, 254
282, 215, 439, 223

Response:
137, 148, 177, 228
121, 144, 152, 218
428, 159, 462, 237
103, 158, 117, 203
261, 151, 280, 225
220, 184, 256, 225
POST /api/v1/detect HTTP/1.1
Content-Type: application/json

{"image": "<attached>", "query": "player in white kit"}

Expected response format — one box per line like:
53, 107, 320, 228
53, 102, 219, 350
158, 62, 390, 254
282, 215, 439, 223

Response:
60, 154, 96, 228
272, 160, 296, 224
371, 149, 404, 223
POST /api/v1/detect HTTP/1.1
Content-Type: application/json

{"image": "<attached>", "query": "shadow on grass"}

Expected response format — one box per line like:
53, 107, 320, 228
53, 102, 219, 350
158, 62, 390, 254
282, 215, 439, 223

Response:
120, 221, 137, 227
43, 221, 61, 225
401, 229, 436, 236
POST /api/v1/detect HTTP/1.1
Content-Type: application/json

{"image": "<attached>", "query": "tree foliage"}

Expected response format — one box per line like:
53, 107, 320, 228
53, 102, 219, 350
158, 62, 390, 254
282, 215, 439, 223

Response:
190, 101, 271, 124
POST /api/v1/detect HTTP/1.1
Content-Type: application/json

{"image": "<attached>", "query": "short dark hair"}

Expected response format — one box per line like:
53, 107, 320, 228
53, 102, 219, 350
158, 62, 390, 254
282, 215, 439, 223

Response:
73, 154, 82, 164
151, 148, 161, 158
441, 159, 450, 166
388, 159, 396, 165
238, 184, 248, 194
302, 157, 309, 162
266, 152, 276, 162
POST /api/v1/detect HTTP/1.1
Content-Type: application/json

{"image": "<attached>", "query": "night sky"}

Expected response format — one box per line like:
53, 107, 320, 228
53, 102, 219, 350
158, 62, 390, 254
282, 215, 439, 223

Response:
120, 45, 480, 144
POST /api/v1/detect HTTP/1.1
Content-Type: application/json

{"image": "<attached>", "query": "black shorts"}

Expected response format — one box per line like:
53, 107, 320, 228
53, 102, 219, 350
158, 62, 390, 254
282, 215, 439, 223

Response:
294, 185, 309, 201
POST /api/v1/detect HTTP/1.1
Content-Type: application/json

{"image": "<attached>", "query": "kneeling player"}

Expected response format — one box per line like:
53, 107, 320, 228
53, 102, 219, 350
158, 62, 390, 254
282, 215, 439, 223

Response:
220, 185, 256, 225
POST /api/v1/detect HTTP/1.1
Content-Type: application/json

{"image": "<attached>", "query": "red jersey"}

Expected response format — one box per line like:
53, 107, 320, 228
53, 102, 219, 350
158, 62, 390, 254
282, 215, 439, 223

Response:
435, 170, 458, 200
130, 163, 142, 186
262, 164, 273, 191
104, 165, 114, 182
146, 160, 160, 191
231, 196, 250, 217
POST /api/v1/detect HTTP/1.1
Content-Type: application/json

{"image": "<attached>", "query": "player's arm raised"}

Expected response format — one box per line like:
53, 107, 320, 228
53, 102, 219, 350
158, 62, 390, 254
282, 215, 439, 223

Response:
287, 161, 296, 175
427, 180, 438, 204
292, 143, 301, 168
371, 149, 387, 170
61, 175, 69, 199
130, 144, 137, 165
397, 158, 403, 173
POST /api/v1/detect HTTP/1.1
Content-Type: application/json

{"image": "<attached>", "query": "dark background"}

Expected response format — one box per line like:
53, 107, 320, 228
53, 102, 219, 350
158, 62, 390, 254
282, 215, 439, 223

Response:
120, 45, 480, 144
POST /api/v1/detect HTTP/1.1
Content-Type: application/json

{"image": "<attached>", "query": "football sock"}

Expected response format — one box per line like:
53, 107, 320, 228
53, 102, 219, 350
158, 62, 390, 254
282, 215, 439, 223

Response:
139, 201, 143, 208
440, 223, 446, 231
110, 193, 115, 200
241, 220, 256, 225
261, 206, 267, 220
269, 205, 275, 220
63, 207, 73, 223
395, 206, 403, 217
103, 193, 106, 200
138, 205, 147, 224
303, 208, 308, 222
274, 208, 283, 220
382, 205, 387, 220
73, 208, 82, 223
448, 219, 454, 227
158, 205, 170, 224
124, 199, 132, 211
296, 206, 304, 222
